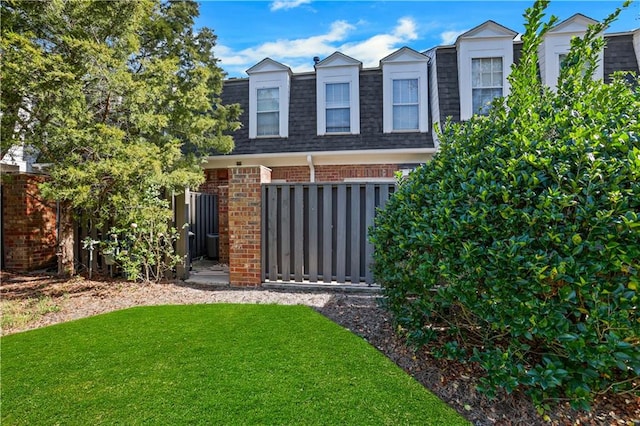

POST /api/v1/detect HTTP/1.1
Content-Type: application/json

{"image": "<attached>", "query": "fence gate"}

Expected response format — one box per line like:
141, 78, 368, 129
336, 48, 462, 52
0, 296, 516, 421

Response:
188, 192, 219, 259
262, 182, 394, 285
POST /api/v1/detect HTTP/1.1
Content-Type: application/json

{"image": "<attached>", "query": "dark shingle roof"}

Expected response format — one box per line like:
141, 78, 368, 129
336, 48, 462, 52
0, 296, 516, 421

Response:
604, 33, 639, 83
218, 69, 434, 156
434, 46, 460, 124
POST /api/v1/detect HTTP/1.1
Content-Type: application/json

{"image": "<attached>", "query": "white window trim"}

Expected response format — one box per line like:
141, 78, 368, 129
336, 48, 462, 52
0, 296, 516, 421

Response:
539, 38, 604, 90
458, 43, 513, 120
316, 71, 360, 136
248, 74, 290, 139
383, 69, 428, 133
256, 87, 280, 137
471, 56, 504, 115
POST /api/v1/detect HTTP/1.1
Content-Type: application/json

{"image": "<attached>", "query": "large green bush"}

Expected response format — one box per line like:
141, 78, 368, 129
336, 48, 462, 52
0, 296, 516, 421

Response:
371, 0, 639, 409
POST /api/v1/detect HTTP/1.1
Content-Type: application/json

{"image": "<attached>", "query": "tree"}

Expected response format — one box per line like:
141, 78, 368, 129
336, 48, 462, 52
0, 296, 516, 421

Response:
1, 0, 241, 277
371, 0, 638, 410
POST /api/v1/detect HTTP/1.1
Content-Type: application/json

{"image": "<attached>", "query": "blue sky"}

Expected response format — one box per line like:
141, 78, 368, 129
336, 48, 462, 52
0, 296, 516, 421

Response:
196, 1, 640, 77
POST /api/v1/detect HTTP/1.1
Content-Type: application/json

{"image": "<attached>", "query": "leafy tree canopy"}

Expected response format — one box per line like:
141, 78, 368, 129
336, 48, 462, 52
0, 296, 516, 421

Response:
1, 0, 240, 216
1, 0, 241, 277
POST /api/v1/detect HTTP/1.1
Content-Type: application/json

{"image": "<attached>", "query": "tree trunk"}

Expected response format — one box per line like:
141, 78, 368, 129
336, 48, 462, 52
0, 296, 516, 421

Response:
57, 202, 75, 276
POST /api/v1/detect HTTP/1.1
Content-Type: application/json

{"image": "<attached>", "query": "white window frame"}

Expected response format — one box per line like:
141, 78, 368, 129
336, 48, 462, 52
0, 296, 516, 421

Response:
459, 46, 511, 120
383, 72, 428, 133
471, 56, 503, 115
316, 62, 360, 136
381, 48, 429, 133
324, 82, 351, 133
256, 87, 280, 137
457, 26, 515, 120
392, 78, 419, 130
247, 60, 290, 139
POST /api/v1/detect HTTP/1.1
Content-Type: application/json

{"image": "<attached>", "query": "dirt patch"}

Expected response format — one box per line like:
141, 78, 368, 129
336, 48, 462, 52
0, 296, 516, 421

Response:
1, 271, 638, 425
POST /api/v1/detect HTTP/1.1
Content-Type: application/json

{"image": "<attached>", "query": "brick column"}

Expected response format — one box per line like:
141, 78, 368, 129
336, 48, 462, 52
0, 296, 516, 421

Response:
228, 166, 271, 286
1, 173, 58, 272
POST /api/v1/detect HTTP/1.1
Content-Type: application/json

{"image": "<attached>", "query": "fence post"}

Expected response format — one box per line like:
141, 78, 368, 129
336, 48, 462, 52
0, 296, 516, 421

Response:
228, 165, 271, 286
175, 189, 190, 280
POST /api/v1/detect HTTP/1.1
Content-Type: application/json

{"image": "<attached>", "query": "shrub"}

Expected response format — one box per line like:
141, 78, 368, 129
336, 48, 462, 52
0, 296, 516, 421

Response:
370, 0, 639, 409
99, 185, 183, 283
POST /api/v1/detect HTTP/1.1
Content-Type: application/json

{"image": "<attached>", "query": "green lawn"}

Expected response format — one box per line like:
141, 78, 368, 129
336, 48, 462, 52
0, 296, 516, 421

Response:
1, 304, 468, 425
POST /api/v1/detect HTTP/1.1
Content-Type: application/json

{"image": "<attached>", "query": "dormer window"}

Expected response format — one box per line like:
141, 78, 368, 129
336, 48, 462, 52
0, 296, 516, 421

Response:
538, 14, 602, 90
381, 47, 429, 133
247, 58, 291, 139
456, 21, 516, 120
471, 57, 503, 114
257, 88, 279, 136
325, 83, 351, 133
392, 79, 419, 130
315, 52, 361, 136
558, 53, 568, 71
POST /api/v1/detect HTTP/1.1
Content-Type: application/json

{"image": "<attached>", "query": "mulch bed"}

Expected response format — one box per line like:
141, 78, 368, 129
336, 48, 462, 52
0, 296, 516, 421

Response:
1, 271, 638, 425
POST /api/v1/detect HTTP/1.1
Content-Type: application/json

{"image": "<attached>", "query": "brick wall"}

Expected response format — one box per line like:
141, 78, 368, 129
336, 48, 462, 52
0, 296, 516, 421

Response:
227, 166, 271, 286
271, 166, 310, 182
269, 164, 398, 183
1, 173, 58, 271
315, 164, 398, 182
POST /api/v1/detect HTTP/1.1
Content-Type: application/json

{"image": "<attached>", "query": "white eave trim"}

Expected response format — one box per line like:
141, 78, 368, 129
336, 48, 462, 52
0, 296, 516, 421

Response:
203, 148, 437, 169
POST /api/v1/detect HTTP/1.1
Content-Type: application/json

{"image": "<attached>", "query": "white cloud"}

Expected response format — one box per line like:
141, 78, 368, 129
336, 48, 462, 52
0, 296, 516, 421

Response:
270, 0, 311, 12
342, 17, 418, 67
215, 17, 420, 77
440, 29, 467, 45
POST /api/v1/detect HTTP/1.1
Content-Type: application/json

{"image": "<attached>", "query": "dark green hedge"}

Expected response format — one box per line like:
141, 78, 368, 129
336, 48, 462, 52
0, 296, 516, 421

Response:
370, 1, 639, 409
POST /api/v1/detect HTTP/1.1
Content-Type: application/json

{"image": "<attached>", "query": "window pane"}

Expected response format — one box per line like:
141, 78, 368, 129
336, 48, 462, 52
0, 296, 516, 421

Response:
257, 111, 279, 136
326, 83, 349, 108
257, 88, 279, 112
481, 71, 492, 87
393, 79, 418, 104
393, 105, 418, 130
326, 108, 350, 133
472, 88, 502, 115
472, 57, 503, 88
558, 53, 568, 72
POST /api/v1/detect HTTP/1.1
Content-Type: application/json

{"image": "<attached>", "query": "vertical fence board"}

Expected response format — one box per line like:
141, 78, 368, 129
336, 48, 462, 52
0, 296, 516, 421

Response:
336, 185, 347, 283
308, 185, 318, 282
268, 186, 278, 281
280, 185, 291, 281
380, 185, 390, 209
350, 185, 361, 283
365, 184, 376, 285
322, 184, 332, 282
294, 185, 304, 282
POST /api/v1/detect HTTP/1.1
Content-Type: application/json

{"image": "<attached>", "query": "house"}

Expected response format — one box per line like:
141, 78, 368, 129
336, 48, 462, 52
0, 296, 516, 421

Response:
2, 14, 638, 285
199, 15, 639, 275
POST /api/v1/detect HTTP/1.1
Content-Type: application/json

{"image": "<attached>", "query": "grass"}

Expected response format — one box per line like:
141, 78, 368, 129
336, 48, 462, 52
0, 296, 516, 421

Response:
1, 297, 60, 331
1, 304, 468, 425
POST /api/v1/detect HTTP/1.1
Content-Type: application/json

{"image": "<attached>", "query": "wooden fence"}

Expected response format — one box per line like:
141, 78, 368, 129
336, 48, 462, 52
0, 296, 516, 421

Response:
262, 182, 395, 285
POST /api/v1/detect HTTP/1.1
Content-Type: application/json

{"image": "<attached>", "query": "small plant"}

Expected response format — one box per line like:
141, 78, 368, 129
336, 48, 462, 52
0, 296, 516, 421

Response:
99, 186, 183, 283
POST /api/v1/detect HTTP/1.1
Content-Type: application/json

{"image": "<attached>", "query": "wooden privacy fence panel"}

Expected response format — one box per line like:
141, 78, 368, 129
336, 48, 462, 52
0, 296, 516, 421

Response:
262, 182, 395, 285
188, 192, 219, 259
